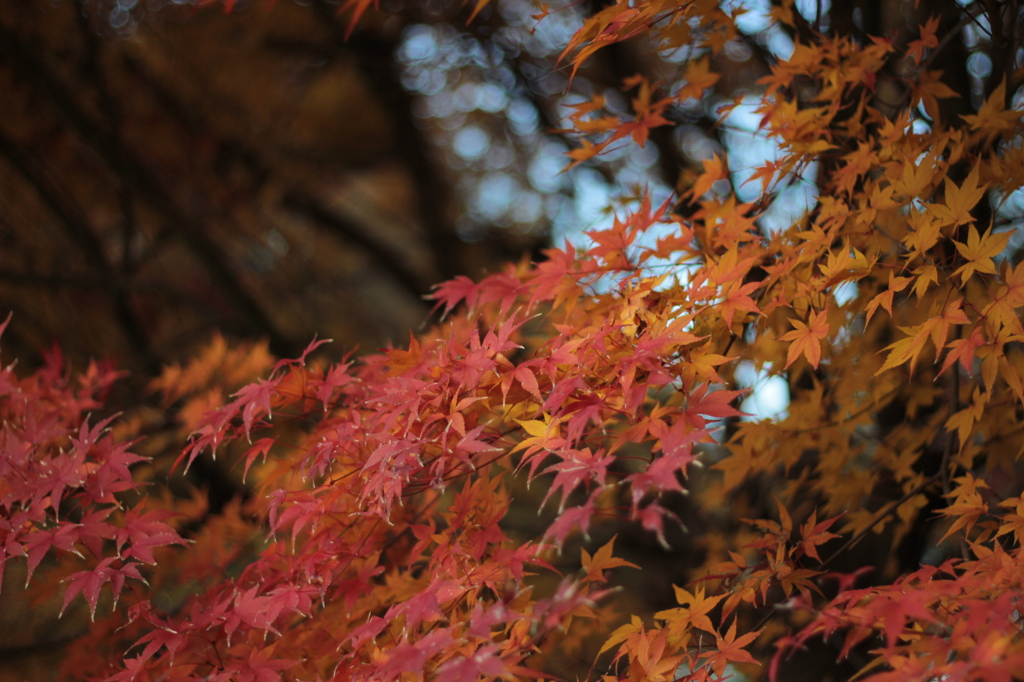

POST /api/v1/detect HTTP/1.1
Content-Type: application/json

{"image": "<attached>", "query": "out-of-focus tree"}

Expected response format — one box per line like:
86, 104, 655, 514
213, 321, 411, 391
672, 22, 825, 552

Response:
0, 0, 581, 371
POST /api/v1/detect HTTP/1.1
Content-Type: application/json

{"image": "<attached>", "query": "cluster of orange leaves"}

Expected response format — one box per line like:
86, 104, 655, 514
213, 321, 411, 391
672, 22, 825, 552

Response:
2, 1, 1024, 681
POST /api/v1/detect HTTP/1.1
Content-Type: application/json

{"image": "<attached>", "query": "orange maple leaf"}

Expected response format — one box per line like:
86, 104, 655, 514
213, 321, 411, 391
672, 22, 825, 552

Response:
655, 585, 725, 637
981, 260, 1024, 334
745, 159, 783, 196
580, 535, 639, 583
906, 15, 940, 65
707, 618, 761, 677
779, 309, 829, 369
564, 138, 602, 170
676, 57, 720, 102
690, 154, 728, 200
939, 325, 985, 376
912, 68, 959, 121
865, 271, 912, 324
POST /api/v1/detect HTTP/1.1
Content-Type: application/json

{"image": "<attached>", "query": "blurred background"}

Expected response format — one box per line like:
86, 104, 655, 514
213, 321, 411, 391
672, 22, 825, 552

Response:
0, 0, 677, 376
0, 0, 802, 376
0, 0, 1003, 376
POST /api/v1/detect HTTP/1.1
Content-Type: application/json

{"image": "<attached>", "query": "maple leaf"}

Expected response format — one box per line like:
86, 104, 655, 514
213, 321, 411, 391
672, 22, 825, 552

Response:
876, 300, 969, 375
706, 618, 761, 677
600, 614, 646, 656
676, 57, 720, 102
912, 68, 958, 121
961, 79, 1021, 140
690, 153, 728, 200
902, 207, 941, 262
716, 280, 762, 329
311, 361, 353, 410
580, 535, 639, 583
745, 159, 783, 195
865, 271, 912, 324
929, 166, 987, 228
540, 447, 614, 512
543, 489, 599, 547
115, 506, 188, 565
431, 275, 480, 319
232, 376, 282, 440
513, 414, 565, 481
953, 225, 1012, 285
905, 15, 939, 65
982, 260, 1024, 334
894, 150, 941, 201
779, 309, 829, 369
655, 585, 724, 637
912, 263, 939, 301
939, 325, 985, 376
938, 473, 989, 542
61, 557, 145, 620
944, 387, 986, 452
797, 511, 841, 561
564, 138, 602, 170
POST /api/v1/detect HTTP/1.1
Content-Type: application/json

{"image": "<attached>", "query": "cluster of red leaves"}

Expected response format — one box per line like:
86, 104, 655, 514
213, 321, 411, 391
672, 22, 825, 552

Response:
0, 312, 187, 620
776, 543, 1024, 682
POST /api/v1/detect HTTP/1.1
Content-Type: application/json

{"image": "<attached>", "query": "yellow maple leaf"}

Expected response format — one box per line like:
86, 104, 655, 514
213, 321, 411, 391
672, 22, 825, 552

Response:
912, 263, 939, 301
865, 271, 912, 324
902, 207, 941, 261
953, 225, 1012, 284
944, 387, 986, 451
929, 166, 987, 228
876, 300, 969, 375
961, 79, 1022, 140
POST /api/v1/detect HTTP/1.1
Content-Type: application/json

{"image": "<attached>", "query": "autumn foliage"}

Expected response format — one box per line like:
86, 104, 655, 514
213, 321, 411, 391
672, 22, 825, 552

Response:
3, 1, 1024, 680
